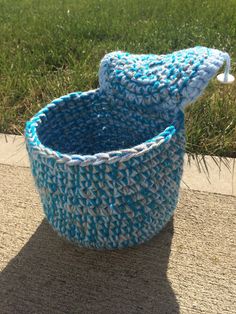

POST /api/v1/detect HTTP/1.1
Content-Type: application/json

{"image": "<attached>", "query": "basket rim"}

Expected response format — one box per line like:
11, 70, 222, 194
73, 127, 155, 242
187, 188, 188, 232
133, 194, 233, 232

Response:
24, 89, 177, 167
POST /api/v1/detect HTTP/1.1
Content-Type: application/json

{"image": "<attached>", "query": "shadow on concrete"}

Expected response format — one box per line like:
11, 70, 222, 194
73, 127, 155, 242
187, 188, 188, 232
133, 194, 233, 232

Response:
0, 218, 179, 314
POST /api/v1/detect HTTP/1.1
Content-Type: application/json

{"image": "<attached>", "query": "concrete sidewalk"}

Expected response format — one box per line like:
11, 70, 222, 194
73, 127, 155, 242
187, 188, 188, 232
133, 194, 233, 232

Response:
0, 134, 235, 313
0, 163, 235, 313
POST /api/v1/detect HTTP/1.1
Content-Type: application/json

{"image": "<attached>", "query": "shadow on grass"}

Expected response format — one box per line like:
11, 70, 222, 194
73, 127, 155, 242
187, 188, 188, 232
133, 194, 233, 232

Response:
0, 218, 179, 314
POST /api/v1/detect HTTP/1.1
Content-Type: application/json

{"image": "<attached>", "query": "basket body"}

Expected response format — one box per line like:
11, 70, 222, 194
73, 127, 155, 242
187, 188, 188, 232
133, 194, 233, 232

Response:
25, 89, 185, 249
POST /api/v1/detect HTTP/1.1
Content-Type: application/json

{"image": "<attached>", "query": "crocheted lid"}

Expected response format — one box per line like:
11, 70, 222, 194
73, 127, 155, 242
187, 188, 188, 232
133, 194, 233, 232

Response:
99, 46, 228, 112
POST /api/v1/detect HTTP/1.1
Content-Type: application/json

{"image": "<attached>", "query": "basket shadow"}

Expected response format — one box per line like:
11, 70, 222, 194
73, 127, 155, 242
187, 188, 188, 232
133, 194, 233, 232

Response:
0, 218, 179, 314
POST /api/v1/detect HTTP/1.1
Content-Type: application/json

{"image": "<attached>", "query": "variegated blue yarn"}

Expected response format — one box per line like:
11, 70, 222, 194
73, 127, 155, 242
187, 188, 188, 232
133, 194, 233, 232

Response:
25, 46, 228, 249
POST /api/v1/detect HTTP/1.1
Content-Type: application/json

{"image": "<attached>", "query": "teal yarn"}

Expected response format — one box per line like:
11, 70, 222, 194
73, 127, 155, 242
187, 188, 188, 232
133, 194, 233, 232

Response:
25, 46, 228, 249
99, 46, 228, 112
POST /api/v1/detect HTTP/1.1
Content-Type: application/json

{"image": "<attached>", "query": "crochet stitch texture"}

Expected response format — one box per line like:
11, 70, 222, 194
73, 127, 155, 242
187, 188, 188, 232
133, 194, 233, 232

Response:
25, 46, 227, 249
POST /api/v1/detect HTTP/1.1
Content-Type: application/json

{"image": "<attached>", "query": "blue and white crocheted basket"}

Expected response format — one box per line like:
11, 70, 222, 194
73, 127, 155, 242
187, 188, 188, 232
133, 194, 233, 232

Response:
25, 46, 229, 249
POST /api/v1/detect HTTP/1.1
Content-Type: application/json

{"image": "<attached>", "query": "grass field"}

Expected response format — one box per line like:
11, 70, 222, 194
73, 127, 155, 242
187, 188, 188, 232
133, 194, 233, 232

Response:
0, 0, 235, 156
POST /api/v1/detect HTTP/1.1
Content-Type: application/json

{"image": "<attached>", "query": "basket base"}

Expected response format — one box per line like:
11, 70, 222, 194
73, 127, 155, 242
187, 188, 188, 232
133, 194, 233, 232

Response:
42, 199, 179, 250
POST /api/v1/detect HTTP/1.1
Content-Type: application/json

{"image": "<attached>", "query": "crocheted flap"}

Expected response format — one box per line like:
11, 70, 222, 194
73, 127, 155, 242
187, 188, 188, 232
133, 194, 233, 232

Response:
99, 46, 227, 112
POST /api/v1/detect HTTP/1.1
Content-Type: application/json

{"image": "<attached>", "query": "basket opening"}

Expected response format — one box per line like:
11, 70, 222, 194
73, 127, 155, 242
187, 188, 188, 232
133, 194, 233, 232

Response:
36, 92, 181, 155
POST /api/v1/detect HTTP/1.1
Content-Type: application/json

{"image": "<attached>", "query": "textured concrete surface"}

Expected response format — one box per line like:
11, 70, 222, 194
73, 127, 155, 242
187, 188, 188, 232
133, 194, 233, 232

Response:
0, 164, 235, 313
0, 133, 235, 196
0, 133, 28, 167
182, 155, 235, 196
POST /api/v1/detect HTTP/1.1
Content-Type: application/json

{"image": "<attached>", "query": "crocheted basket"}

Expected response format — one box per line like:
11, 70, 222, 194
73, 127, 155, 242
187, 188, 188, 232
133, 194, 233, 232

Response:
25, 46, 229, 249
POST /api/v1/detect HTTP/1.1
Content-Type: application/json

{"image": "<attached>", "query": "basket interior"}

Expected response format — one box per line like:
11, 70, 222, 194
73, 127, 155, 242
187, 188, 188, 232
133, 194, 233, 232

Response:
36, 92, 181, 155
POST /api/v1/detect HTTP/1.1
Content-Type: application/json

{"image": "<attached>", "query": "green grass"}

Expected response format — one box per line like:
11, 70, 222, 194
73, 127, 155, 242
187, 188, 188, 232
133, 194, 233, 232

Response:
0, 0, 236, 156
